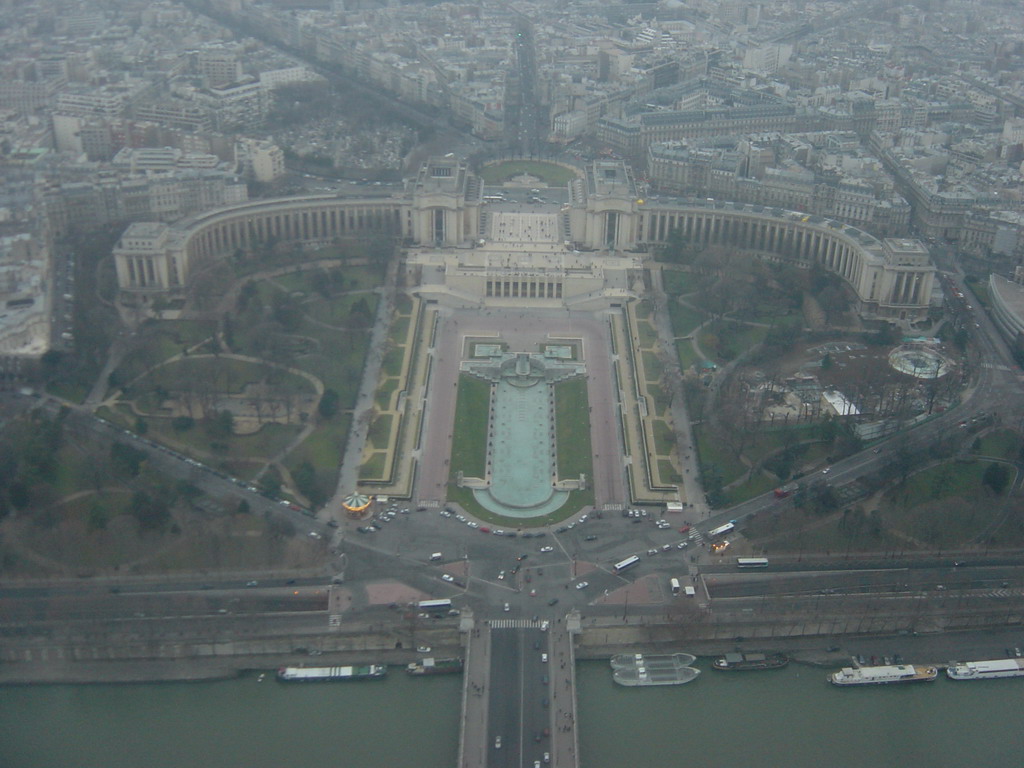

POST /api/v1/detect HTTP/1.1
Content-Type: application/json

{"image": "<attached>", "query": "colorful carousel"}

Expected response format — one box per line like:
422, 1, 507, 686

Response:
342, 492, 373, 519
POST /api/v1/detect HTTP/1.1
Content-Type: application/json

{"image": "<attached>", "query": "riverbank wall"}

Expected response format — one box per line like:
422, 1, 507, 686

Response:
2, 618, 1022, 686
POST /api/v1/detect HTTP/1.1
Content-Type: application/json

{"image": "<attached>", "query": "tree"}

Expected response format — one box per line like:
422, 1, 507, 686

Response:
259, 466, 283, 498
983, 462, 1011, 495
130, 490, 170, 530
110, 442, 146, 477
292, 460, 326, 507
207, 409, 235, 439
318, 388, 340, 419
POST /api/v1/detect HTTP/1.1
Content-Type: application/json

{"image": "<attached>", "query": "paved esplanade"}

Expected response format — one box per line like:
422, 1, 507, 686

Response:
458, 618, 580, 768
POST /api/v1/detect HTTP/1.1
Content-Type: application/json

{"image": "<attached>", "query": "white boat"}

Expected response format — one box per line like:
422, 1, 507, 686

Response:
611, 653, 700, 686
276, 664, 387, 682
610, 652, 696, 670
830, 664, 937, 686
946, 658, 1024, 681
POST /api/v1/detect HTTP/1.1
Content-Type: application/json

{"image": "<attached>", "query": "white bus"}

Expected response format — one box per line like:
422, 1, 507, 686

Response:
417, 599, 452, 614
736, 557, 769, 568
670, 577, 681, 596
613, 555, 641, 574
708, 522, 735, 537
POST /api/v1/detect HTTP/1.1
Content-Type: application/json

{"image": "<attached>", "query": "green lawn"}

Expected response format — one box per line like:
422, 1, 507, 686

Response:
555, 377, 592, 479
367, 414, 393, 448
637, 319, 658, 347
699, 321, 769, 362
674, 340, 699, 372
661, 269, 699, 297
478, 160, 579, 186
720, 471, 778, 506
47, 380, 90, 404
382, 345, 405, 377
694, 426, 748, 487
359, 452, 386, 480
375, 378, 400, 410
972, 429, 1020, 460
284, 414, 351, 479
139, 356, 315, 396
646, 383, 671, 415
653, 419, 676, 456
641, 351, 664, 381
145, 418, 302, 466
657, 459, 682, 484
668, 301, 704, 337
450, 375, 490, 479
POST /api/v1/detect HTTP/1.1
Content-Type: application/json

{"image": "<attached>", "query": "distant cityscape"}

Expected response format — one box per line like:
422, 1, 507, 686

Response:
0, 0, 1021, 375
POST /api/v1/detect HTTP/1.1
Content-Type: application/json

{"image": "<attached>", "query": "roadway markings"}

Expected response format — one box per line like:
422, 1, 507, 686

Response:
328, 614, 342, 627
489, 618, 545, 629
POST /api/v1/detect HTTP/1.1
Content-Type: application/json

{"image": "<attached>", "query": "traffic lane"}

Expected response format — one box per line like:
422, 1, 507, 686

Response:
704, 568, 1024, 599
488, 629, 521, 768
0, 588, 330, 623
521, 628, 550, 766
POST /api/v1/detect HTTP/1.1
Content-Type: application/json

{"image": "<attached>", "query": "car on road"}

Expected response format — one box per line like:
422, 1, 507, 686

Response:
584, 535, 597, 541
417, 646, 431, 653
456, 514, 467, 522
547, 598, 559, 606
494, 736, 501, 749
308, 531, 322, 539
822, 467, 831, 474
467, 521, 479, 529
647, 548, 658, 556
440, 509, 451, 517
498, 570, 505, 580
575, 581, 589, 590
442, 574, 455, 583
503, 602, 510, 612
540, 546, 554, 553
541, 653, 548, 662
479, 526, 490, 533
677, 542, 688, 550
245, 580, 258, 587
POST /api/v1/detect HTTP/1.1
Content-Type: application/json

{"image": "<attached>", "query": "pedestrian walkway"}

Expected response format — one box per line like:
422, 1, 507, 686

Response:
488, 618, 546, 629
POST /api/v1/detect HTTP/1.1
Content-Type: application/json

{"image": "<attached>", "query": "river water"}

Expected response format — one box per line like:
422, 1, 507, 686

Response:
2, 660, 1023, 768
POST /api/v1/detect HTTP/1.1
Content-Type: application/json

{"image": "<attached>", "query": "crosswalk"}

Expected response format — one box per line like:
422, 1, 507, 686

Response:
488, 618, 545, 629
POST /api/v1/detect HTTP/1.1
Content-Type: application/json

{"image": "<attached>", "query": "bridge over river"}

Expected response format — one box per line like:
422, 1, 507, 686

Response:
458, 613, 581, 768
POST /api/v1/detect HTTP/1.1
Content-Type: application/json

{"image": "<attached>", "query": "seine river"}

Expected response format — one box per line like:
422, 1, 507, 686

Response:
2, 660, 1023, 768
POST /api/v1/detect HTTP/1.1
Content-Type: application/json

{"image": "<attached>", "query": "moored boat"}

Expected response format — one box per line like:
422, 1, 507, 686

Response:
946, 658, 1024, 681
276, 664, 387, 682
611, 652, 696, 670
712, 652, 789, 671
611, 652, 700, 687
406, 657, 464, 676
829, 664, 937, 686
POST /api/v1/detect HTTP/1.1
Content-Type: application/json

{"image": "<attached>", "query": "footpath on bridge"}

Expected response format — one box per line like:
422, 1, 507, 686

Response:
458, 613, 581, 768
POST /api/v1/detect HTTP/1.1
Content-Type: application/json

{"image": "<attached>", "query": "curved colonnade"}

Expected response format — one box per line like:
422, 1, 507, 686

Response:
115, 195, 409, 293
115, 187, 933, 323
635, 200, 934, 321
